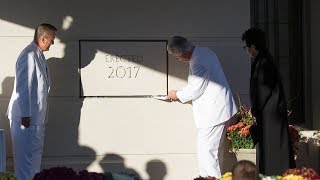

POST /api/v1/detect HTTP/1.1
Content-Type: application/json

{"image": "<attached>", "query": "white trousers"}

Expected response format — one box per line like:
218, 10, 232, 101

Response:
197, 123, 225, 178
10, 120, 45, 180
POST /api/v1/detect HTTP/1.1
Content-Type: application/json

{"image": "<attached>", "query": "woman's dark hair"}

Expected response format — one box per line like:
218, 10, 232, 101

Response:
242, 27, 266, 51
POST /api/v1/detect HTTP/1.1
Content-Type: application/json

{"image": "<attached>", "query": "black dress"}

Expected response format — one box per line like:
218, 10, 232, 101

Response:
249, 49, 296, 175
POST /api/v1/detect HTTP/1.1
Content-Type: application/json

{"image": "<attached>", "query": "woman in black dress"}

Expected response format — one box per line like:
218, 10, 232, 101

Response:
241, 28, 296, 175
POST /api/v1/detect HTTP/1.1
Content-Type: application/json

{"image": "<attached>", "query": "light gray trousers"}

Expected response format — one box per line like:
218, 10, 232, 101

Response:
10, 120, 45, 180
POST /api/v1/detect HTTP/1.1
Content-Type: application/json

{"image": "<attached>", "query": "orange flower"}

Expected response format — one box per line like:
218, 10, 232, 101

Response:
239, 126, 250, 136
227, 93, 299, 153
237, 122, 245, 128
226, 94, 255, 152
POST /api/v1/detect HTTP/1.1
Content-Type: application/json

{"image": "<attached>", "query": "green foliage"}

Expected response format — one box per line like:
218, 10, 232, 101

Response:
226, 95, 255, 152
0, 172, 16, 180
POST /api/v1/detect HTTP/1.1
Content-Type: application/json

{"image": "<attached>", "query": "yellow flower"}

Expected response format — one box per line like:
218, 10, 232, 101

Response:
281, 174, 304, 180
220, 172, 232, 180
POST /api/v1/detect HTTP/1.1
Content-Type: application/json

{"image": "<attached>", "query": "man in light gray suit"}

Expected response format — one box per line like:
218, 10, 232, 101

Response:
167, 36, 237, 179
7, 23, 57, 179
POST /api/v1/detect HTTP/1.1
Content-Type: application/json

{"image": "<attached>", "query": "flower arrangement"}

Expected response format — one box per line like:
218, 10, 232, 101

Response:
281, 167, 320, 179
220, 172, 232, 180
193, 176, 215, 180
193, 173, 232, 180
33, 166, 140, 180
226, 95, 301, 155
33, 167, 106, 180
194, 168, 320, 180
0, 172, 16, 180
226, 96, 255, 152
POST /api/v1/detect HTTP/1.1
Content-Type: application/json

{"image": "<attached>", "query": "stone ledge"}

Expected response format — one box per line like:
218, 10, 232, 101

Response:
299, 130, 320, 146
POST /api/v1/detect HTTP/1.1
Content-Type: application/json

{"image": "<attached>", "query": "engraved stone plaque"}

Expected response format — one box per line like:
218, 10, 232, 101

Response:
80, 40, 168, 97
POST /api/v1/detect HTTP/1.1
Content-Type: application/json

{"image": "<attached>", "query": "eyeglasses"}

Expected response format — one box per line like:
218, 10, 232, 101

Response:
243, 45, 249, 49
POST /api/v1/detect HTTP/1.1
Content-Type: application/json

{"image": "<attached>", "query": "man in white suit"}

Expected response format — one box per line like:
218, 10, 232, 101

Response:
167, 36, 237, 178
7, 23, 57, 179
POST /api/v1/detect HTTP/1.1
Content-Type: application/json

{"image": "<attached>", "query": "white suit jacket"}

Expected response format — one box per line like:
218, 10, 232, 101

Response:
176, 46, 237, 128
7, 42, 50, 125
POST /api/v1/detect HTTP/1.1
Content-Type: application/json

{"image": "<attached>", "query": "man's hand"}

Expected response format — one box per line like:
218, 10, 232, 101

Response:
168, 90, 178, 101
21, 117, 30, 128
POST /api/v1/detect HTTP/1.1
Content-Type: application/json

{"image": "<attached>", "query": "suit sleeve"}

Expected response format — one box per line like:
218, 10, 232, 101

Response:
16, 53, 36, 117
176, 63, 209, 103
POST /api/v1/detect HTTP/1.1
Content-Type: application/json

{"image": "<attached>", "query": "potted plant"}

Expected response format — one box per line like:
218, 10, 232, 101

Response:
226, 95, 301, 163
226, 96, 256, 162
0, 172, 16, 180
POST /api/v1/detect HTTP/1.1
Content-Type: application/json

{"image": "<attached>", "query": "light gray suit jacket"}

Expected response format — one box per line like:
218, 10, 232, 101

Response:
176, 46, 237, 128
7, 42, 50, 125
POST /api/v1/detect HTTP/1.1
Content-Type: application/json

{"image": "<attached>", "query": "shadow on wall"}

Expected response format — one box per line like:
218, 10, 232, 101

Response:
43, 17, 97, 170
0, 0, 227, 82
220, 114, 238, 174
0, 77, 14, 171
296, 141, 320, 173
99, 153, 141, 179
146, 159, 167, 180
0, 3, 239, 175
99, 154, 170, 180
0, 77, 14, 98
0, 14, 168, 176
99, 154, 167, 180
